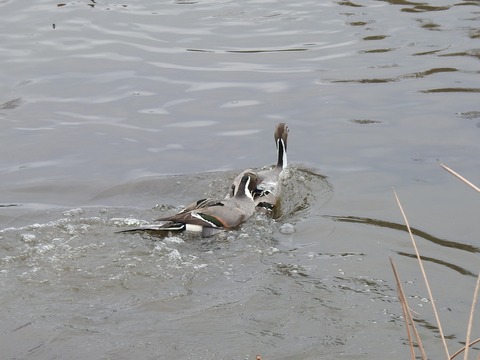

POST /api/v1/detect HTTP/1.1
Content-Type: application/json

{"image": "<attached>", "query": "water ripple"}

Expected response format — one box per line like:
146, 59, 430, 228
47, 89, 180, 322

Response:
332, 67, 460, 84
1, 1, 479, 358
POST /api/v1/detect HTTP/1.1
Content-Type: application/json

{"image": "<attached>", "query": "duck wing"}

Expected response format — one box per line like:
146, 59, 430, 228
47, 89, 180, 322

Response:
157, 201, 246, 229
177, 198, 224, 214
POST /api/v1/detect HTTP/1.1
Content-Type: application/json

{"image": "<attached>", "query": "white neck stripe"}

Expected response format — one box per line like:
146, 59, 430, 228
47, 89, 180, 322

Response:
244, 177, 254, 200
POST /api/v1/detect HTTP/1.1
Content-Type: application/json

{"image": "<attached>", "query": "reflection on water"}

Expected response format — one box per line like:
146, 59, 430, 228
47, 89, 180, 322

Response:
326, 215, 480, 254
326, 214, 479, 277
1, 98, 23, 110
421, 87, 480, 93
333, 67, 463, 85
397, 251, 477, 277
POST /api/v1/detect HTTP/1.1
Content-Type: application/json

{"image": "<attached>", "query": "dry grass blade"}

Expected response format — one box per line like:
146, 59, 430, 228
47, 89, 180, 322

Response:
390, 256, 427, 360
440, 163, 480, 359
462, 273, 480, 360
393, 188, 451, 359
440, 164, 480, 193
450, 338, 480, 359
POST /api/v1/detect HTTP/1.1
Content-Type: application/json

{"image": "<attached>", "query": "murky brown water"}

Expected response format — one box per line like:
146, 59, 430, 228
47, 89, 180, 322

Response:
1, 0, 479, 359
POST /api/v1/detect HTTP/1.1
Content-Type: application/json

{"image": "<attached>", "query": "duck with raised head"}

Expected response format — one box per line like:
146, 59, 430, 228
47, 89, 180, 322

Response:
229, 122, 289, 211
119, 172, 259, 237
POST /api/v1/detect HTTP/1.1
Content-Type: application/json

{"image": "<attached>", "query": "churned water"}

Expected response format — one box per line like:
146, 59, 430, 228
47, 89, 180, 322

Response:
1, 0, 480, 359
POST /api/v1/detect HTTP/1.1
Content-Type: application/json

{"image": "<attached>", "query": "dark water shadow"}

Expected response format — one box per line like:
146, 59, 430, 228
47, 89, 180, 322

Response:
378, 0, 455, 12
397, 251, 477, 277
325, 215, 479, 253
325, 215, 479, 277
331, 67, 459, 85
1, 98, 22, 110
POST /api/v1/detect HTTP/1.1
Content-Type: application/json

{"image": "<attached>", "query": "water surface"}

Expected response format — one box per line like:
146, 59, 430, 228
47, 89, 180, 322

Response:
1, 0, 480, 359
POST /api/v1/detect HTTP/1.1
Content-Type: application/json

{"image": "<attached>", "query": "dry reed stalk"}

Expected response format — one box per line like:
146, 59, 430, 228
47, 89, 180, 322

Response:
450, 338, 480, 359
463, 273, 480, 360
390, 256, 427, 359
440, 163, 480, 359
393, 189, 450, 359
440, 164, 480, 193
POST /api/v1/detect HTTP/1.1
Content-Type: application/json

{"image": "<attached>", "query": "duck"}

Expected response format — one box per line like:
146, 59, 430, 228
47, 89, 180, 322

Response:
118, 172, 259, 237
229, 122, 289, 211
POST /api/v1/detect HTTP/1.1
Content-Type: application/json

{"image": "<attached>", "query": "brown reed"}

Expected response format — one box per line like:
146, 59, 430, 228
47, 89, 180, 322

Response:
391, 164, 480, 359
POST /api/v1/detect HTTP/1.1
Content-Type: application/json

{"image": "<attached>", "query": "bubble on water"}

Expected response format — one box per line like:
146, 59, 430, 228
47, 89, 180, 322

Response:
84, 217, 102, 225
265, 247, 279, 256
64, 224, 77, 235
37, 243, 54, 254
164, 236, 185, 245
63, 208, 84, 217
109, 217, 149, 227
167, 249, 182, 263
279, 223, 295, 234
21, 233, 36, 243
215, 231, 228, 240
193, 263, 208, 269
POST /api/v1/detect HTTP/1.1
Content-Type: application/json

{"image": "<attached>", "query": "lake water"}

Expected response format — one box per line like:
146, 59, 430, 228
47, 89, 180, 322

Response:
1, 0, 479, 359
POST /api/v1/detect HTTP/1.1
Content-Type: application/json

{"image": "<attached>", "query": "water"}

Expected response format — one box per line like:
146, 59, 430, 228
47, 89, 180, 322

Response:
1, 0, 480, 359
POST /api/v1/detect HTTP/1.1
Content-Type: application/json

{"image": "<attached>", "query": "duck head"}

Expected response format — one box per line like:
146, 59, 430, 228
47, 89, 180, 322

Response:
234, 171, 260, 200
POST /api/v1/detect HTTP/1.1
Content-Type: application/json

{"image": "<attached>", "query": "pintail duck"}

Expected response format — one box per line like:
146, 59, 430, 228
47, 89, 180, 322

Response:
119, 172, 259, 237
229, 123, 289, 211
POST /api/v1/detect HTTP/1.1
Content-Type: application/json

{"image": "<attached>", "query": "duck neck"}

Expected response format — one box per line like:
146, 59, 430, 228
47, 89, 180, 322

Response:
276, 138, 287, 170
235, 176, 254, 200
